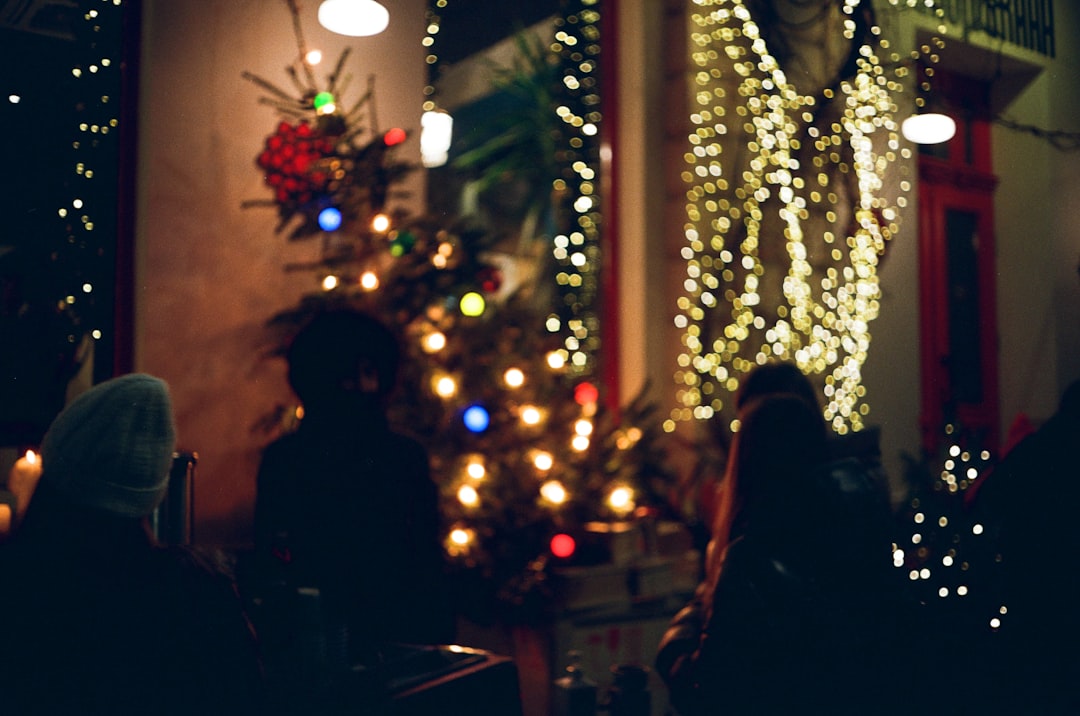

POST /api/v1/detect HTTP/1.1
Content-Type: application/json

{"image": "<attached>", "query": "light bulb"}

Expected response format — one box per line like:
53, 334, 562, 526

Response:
317, 0, 389, 37
901, 112, 956, 144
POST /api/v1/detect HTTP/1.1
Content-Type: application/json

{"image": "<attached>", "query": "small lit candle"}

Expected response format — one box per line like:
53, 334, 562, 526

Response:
0, 503, 11, 537
9, 449, 43, 521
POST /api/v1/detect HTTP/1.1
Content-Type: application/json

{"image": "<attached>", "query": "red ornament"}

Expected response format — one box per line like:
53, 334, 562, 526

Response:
550, 533, 576, 559
574, 382, 599, 406
383, 127, 407, 146
258, 120, 332, 207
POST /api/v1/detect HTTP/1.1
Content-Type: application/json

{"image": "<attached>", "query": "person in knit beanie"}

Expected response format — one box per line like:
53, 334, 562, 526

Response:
38, 372, 176, 518
0, 373, 266, 716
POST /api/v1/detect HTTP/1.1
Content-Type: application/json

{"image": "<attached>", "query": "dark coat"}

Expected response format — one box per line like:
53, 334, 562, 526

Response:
0, 485, 265, 716
656, 459, 913, 716
964, 382, 1080, 715
253, 404, 451, 650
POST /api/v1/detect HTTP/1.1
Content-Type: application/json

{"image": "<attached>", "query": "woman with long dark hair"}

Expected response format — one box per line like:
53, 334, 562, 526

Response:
657, 385, 906, 715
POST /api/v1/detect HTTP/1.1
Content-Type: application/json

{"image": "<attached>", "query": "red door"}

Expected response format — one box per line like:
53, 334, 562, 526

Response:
916, 70, 999, 455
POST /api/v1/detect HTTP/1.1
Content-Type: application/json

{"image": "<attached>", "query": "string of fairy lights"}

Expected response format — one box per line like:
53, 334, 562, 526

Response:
895, 428, 1006, 631
548, 0, 603, 376
420, 0, 629, 560
57, 0, 125, 380
669, 0, 949, 436
422, 0, 604, 377
420, 0, 446, 115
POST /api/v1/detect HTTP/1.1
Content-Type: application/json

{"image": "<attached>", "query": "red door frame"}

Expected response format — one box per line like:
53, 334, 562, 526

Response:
917, 67, 1000, 455
918, 164, 1000, 455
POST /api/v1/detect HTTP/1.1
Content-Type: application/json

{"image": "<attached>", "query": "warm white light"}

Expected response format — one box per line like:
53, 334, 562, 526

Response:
317, 0, 389, 37
571, 435, 590, 452
359, 271, 379, 290
8, 94, 20, 104
448, 527, 474, 549
420, 110, 453, 168
521, 406, 542, 426
547, 351, 566, 370
901, 112, 956, 144
574, 419, 593, 437
422, 331, 447, 353
457, 484, 479, 507
433, 374, 457, 398
540, 480, 568, 505
466, 459, 486, 480
533, 451, 554, 471
371, 213, 391, 232
322, 275, 339, 291
608, 486, 634, 515
503, 367, 525, 388
305, 49, 323, 66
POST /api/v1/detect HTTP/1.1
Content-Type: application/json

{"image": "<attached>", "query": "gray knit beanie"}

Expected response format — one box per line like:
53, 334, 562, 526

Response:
40, 373, 177, 518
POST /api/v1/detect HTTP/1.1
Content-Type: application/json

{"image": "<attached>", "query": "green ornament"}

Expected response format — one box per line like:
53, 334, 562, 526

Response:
390, 231, 416, 257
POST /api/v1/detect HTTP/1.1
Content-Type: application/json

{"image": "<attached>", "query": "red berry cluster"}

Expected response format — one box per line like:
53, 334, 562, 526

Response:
257, 121, 337, 207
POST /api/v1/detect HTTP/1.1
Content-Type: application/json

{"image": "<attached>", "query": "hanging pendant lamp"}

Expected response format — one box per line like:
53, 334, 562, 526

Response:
318, 0, 390, 37
901, 112, 956, 145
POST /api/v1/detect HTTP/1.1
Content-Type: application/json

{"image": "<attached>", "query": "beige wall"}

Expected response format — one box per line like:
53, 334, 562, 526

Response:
136, 0, 424, 545
996, 0, 1080, 421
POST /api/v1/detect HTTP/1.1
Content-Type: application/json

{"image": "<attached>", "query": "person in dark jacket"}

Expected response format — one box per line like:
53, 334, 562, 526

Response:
656, 388, 909, 715
964, 379, 1080, 714
253, 309, 452, 664
0, 373, 265, 716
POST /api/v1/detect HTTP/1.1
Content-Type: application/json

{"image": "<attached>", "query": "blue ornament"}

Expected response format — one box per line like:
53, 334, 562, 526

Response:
463, 405, 490, 433
318, 207, 343, 232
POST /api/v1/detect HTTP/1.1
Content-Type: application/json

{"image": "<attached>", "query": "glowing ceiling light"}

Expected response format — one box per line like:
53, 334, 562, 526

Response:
317, 0, 389, 37
901, 112, 956, 144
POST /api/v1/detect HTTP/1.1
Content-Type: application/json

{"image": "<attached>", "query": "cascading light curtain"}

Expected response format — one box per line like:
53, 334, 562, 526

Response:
670, 0, 944, 436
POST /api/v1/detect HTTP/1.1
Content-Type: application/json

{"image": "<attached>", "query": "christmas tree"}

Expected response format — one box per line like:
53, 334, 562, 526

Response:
245, 0, 674, 619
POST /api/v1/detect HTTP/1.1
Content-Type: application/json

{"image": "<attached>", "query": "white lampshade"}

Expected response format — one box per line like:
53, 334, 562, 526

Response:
318, 0, 389, 37
901, 112, 956, 145
420, 110, 454, 168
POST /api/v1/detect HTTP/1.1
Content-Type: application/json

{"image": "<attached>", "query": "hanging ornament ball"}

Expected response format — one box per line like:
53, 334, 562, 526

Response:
550, 533, 576, 559
463, 404, 490, 433
390, 231, 416, 257
384, 127, 407, 146
574, 382, 600, 406
459, 291, 486, 317
477, 265, 503, 293
317, 206, 343, 232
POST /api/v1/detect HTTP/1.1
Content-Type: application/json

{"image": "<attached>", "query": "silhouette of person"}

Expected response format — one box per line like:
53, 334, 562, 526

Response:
253, 309, 452, 662
0, 373, 265, 715
966, 379, 1080, 714
657, 386, 907, 715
